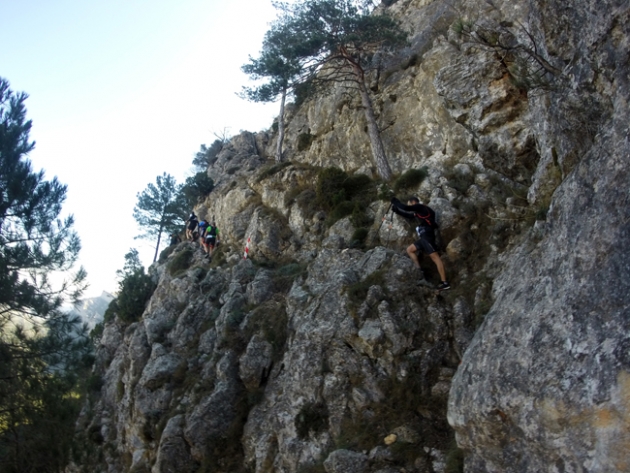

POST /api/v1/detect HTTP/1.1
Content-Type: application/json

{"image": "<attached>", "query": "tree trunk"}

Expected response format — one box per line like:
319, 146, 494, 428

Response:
153, 227, 163, 263
276, 87, 287, 163
356, 74, 393, 181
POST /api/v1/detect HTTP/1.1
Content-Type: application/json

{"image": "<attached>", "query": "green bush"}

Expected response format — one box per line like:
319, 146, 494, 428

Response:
106, 269, 156, 323
327, 200, 355, 224
158, 244, 176, 264
350, 202, 372, 228
349, 227, 369, 248
393, 167, 428, 193
293, 78, 317, 107
297, 132, 315, 152
316, 167, 376, 227
179, 172, 214, 209
257, 161, 292, 182
90, 322, 104, 342
167, 247, 194, 276
316, 167, 348, 210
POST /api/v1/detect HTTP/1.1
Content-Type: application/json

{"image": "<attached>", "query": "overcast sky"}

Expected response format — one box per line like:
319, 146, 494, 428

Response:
0, 0, 282, 297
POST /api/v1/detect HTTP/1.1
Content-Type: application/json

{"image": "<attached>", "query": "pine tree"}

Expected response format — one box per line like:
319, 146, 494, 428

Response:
133, 173, 185, 263
254, 0, 408, 179
0, 77, 92, 473
178, 172, 214, 212
241, 16, 306, 162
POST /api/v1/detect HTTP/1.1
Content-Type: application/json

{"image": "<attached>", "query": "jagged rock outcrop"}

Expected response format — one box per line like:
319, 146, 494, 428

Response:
71, 0, 630, 472
447, 0, 630, 471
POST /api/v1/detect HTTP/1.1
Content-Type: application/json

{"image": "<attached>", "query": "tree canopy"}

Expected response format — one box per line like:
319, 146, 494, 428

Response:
241, 15, 307, 162
133, 173, 185, 263
178, 172, 214, 213
244, 0, 407, 178
193, 139, 223, 170
103, 248, 155, 325
0, 77, 92, 473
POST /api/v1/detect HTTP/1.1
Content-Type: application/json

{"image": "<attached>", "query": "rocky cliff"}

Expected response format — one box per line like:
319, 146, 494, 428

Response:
72, 0, 630, 472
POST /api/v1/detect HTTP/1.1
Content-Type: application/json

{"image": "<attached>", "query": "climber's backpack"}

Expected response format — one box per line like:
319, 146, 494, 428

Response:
414, 206, 438, 229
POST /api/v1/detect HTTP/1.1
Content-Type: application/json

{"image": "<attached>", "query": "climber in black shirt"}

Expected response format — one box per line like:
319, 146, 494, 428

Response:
186, 212, 198, 241
391, 196, 450, 291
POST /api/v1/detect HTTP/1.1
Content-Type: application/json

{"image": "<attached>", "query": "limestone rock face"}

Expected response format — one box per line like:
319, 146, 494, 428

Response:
445, 0, 630, 472
71, 0, 630, 472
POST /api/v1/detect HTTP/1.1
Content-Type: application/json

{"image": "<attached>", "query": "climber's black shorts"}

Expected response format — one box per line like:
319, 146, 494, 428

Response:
413, 235, 437, 255
205, 236, 216, 248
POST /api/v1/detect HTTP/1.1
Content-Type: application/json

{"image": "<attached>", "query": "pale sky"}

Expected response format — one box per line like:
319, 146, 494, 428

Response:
0, 0, 282, 297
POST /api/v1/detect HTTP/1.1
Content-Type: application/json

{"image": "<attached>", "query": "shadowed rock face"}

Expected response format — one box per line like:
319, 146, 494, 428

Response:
448, 0, 630, 472
69, 0, 630, 472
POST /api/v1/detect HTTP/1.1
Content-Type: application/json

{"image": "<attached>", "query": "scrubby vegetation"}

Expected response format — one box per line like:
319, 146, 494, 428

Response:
315, 167, 377, 228
393, 167, 428, 193
104, 251, 156, 324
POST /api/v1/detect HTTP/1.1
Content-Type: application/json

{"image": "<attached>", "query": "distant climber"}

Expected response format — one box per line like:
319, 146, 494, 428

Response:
391, 196, 450, 291
203, 221, 220, 259
186, 212, 198, 240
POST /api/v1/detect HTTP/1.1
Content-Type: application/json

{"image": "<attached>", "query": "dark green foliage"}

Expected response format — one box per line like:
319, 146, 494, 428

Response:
193, 140, 223, 169
393, 167, 428, 192
315, 168, 377, 227
133, 173, 186, 263
0, 77, 86, 322
0, 77, 92, 473
297, 132, 315, 151
257, 161, 292, 182
158, 244, 176, 264
316, 168, 375, 210
293, 78, 318, 107
284, 185, 318, 219
104, 249, 156, 324
114, 269, 155, 323
90, 322, 104, 342
178, 172, 214, 210
350, 227, 369, 248
350, 201, 372, 228
335, 366, 453, 463
241, 16, 305, 103
295, 402, 329, 439
0, 360, 88, 473
242, 296, 291, 362
445, 440, 465, 473
241, 14, 307, 161
335, 413, 380, 451
257, 0, 408, 178
327, 200, 355, 223
86, 374, 104, 393
272, 0, 408, 84
167, 247, 194, 276
316, 167, 349, 210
